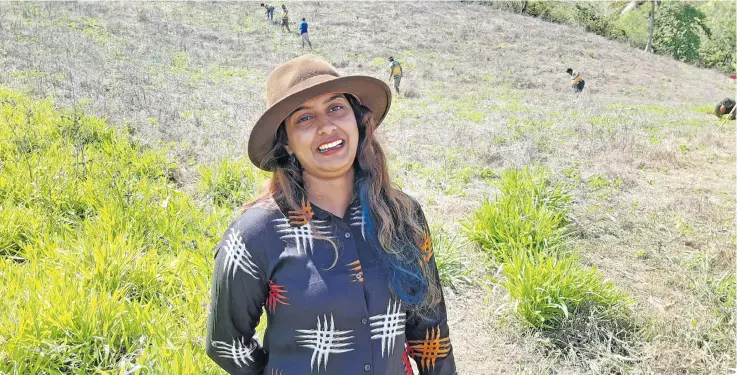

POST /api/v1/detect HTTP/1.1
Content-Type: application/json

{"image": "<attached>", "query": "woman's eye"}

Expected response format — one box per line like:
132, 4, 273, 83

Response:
296, 115, 313, 123
328, 105, 343, 112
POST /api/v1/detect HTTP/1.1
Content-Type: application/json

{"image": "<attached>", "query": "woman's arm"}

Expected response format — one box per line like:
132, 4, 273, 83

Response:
206, 218, 269, 375
405, 207, 458, 375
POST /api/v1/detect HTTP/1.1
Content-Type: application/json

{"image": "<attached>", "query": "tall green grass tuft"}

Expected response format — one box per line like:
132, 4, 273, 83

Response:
500, 251, 629, 329
461, 167, 571, 263
462, 166, 636, 360
431, 226, 474, 287
0, 89, 245, 374
198, 157, 268, 209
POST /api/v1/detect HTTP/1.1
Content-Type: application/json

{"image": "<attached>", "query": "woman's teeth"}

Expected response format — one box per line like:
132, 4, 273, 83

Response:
318, 140, 343, 152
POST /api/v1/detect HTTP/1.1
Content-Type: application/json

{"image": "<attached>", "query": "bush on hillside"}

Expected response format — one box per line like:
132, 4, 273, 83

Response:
654, 2, 710, 64
0, 89, 239, 374
571, 2, 618, 38
461, 167, 571, 263
501, 251, 631, 329
613, 6, 650, 47
698, 1, 737, 72
464, 166, 635, 357
198, 157, 267, 209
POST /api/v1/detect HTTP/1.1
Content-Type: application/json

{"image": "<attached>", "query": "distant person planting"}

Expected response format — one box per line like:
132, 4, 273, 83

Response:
261, 3, 275, 22
714, 97, 736, 120
280, 4, 291, 33
566, 68, 585, 97
388, 56, 403, 94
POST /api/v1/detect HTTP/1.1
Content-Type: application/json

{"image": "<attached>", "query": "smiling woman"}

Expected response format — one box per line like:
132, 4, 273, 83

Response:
283, 93, 359, 179
205, 55, 457, 375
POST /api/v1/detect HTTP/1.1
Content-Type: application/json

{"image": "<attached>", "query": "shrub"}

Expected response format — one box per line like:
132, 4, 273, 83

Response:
698, 1, 737, 72
613, 6, 650, 47
464, 165, 635, 356
500, 251, 631, 329
654, 2, 710, 63
572, 2, 617, 37
461, 167, 571, 263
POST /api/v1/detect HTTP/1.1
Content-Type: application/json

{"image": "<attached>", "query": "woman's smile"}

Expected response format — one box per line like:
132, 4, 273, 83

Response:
316, 137, 345, 154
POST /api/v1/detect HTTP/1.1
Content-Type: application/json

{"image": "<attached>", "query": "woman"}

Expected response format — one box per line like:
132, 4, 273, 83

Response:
206, 55, 456, 375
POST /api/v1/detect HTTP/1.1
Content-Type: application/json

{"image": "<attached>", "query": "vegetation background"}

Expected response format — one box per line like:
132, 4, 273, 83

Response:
0, 1, 734, 374
479, 0, 736, 73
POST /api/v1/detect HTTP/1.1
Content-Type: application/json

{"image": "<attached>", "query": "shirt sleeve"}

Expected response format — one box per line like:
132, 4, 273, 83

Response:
405, 206, 458, 375
206, 215, 270, 375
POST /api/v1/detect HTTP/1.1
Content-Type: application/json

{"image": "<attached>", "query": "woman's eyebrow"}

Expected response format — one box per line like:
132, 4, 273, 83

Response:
322, 94, 345, 104
288, 95, 345, 119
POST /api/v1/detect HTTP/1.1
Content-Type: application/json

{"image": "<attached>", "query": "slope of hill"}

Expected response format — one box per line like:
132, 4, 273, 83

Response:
0, 2, 734, 374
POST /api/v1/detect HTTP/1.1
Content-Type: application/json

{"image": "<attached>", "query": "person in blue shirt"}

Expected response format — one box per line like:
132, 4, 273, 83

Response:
205, 55, 457, 374
299, 18, 313, 50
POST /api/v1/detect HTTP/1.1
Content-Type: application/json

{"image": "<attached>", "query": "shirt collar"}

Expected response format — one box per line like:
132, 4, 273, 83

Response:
308, 196, 360, 221
309, 202, 331, 220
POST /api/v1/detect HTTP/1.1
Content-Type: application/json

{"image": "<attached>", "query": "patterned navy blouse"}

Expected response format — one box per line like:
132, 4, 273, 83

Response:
206, 196, 457, 375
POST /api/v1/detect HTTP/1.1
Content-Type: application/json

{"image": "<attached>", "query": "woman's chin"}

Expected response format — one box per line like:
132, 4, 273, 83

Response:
305, 159, 355, 178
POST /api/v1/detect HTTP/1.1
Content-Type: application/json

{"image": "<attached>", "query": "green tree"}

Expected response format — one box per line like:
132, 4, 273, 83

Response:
653, 2, 710, 63
698, 1, 736, 72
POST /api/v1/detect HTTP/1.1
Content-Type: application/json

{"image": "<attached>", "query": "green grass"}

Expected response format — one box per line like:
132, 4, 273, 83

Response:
463, 166, 634, 352
431, 226, 474, 287
0, 89, 244, 374
500, 251, 630, 329
461, 167, 572, 263
198, 157, 268, 209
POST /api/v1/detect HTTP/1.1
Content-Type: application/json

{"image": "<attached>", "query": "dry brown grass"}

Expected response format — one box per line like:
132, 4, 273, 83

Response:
1, 2, 734, 374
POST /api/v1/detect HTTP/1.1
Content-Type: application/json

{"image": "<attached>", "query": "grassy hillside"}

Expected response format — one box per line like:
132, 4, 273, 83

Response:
0, 2, 734, 374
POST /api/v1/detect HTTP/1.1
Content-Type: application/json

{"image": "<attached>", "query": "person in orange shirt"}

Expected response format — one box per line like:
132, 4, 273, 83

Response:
566, 68, 585, 97
388, 56, 403, 94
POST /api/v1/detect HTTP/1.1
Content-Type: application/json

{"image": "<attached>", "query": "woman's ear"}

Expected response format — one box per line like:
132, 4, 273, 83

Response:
285, 145, 293, 155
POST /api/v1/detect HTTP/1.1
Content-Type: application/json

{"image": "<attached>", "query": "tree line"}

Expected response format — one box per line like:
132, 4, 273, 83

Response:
471, 1, 736, 74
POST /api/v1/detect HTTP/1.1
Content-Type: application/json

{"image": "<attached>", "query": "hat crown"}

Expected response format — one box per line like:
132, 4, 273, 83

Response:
265, 55, 340, 106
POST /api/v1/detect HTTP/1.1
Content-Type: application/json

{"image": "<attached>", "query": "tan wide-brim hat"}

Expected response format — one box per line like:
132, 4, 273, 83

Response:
248, 55, 392, 171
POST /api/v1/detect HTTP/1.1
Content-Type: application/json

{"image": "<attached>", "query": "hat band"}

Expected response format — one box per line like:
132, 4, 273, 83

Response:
272, 74, 340, 106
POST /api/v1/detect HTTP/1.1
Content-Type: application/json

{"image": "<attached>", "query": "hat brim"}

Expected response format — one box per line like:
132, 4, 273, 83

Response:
248, 75, 392, 171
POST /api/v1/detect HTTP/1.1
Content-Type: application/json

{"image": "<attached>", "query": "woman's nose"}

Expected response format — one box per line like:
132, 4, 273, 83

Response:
316, 116, 337, 135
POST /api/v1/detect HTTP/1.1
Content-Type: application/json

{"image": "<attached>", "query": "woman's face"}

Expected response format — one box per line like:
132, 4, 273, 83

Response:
284, 92, 359, 179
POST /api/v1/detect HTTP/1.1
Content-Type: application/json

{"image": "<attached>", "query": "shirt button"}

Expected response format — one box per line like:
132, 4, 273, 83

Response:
361, 317, 368, 324
364, 364, 371, 371
345, 232, 351, 238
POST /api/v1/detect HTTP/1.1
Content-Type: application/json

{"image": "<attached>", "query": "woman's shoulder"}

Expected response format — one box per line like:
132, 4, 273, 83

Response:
225, 198, 285, 242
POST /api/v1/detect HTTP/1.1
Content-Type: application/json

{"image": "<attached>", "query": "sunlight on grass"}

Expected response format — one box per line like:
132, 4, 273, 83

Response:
463, 166, 636, 358
0, 89, 247, 374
